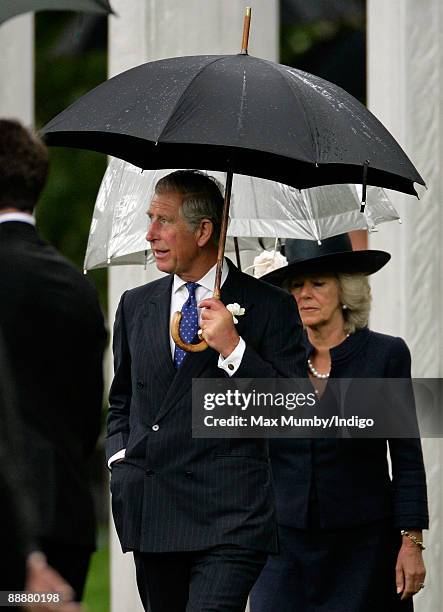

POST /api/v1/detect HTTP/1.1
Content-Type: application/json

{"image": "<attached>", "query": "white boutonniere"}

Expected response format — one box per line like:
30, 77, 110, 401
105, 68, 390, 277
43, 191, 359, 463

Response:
226, 303, 245, 324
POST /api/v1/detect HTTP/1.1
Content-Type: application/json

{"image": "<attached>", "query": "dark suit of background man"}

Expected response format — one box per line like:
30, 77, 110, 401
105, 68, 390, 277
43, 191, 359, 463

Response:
0, 329, 83, 612
0, 119, 107, 601
106, 170, 306, 612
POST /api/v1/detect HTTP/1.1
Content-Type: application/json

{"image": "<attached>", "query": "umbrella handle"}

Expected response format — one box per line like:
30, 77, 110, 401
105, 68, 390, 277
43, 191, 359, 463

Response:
171, 312, 208, 352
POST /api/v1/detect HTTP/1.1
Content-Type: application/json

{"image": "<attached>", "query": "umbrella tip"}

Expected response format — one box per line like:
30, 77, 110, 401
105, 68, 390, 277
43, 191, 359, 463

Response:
240, 7, 252, 55
83, 269, 88, 275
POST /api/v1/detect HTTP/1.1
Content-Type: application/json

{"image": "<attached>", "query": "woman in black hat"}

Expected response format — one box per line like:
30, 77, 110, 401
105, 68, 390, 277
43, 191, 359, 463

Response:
249, 234, 428, 612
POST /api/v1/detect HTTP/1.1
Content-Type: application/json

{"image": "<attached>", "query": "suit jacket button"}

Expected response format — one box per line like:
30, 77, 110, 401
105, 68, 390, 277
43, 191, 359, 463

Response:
137, 381, 144, 389
228, 363, 235, 371
184, 471, 193, 478
152, 424, 160, 431
145, 469, 154, 476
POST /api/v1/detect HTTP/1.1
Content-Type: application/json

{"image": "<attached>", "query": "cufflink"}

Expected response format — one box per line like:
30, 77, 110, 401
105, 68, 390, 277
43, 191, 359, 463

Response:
228, 363, 235, 371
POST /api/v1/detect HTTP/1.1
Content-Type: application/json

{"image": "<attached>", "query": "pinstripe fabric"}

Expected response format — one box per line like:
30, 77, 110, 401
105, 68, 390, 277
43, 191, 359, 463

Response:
134, 547, 267, 612
107, 260, 306, 554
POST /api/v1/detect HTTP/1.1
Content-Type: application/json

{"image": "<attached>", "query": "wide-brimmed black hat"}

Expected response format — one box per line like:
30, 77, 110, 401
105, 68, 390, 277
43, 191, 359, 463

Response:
261, 234, 390, 287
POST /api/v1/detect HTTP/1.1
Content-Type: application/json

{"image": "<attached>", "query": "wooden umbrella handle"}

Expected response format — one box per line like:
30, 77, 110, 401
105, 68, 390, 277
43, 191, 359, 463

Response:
171, 311, 208, 352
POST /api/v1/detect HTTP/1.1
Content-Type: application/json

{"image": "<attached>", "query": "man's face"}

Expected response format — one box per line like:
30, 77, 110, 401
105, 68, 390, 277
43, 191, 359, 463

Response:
146, 190, 201, 278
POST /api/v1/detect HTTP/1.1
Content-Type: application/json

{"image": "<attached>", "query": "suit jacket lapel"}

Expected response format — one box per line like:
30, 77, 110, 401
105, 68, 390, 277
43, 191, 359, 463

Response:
154, 261, 253, 422
142, 276, 176, 393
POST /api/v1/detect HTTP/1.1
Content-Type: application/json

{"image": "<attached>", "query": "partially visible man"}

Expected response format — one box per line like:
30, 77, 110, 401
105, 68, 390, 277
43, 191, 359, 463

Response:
107, 170, 306, 612
0, 119, 107, 601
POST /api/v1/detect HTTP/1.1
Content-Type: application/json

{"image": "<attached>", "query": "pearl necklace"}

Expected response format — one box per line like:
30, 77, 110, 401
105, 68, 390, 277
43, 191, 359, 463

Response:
307, 358, 329, 379
308, 334, 350, 379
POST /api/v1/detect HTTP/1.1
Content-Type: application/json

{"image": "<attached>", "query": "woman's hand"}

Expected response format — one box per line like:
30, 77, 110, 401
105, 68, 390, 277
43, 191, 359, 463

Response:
395, 531, 426, 600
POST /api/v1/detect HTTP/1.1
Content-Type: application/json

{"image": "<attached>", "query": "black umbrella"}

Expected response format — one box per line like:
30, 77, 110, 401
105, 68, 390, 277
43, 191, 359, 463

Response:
42, 57, 423, 197
0, 0, 114, 25
42, 8, 423, 350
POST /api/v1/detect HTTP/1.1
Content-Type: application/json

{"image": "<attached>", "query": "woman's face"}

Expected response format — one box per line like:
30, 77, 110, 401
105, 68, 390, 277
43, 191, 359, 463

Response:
290, 275, 343, 329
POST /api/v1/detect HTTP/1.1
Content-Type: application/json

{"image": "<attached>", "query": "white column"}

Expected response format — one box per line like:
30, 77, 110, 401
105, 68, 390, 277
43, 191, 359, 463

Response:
0, 15, 34, 124
368, 2, 442, 610
108, 2, 278, 610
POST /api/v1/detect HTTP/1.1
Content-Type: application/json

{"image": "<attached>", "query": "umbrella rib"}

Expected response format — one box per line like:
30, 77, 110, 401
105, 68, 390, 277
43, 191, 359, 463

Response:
262, 58, 320, 163
155, 56, 228, 144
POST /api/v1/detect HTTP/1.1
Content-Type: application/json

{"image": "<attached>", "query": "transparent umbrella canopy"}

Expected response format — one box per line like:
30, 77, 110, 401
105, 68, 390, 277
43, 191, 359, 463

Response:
84, 158, 399, 272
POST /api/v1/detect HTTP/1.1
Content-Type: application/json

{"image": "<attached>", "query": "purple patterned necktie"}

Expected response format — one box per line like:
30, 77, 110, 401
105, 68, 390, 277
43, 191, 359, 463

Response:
173, 282, 199, 368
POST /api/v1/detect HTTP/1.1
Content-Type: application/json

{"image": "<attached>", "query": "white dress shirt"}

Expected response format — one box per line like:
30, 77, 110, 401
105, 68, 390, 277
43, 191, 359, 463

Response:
0, 212, 36, 225
108, 259, 246, 467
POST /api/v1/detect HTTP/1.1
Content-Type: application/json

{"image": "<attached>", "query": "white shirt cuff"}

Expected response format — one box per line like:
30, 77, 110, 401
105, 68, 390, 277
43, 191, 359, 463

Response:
108, 448, 126, 469
217, 337, 246, 376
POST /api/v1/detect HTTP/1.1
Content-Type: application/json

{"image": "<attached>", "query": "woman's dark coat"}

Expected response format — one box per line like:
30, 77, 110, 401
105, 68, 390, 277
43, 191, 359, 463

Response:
271, 327, 428, 531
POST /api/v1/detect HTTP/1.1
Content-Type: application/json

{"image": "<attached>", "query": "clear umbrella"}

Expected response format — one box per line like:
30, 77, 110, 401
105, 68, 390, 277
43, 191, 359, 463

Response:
84, 158, 399, 272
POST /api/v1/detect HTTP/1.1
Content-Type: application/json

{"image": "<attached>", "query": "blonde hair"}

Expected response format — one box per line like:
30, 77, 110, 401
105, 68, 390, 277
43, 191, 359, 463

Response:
337, 273, 371, 334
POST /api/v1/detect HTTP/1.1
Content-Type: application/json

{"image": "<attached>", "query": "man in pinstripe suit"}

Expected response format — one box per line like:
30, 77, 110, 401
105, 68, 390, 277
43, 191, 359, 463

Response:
106, 171, 305, 612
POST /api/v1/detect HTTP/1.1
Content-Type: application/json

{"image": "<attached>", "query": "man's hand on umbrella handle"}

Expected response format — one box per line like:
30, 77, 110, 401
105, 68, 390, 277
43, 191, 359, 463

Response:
198, 298, 240, 357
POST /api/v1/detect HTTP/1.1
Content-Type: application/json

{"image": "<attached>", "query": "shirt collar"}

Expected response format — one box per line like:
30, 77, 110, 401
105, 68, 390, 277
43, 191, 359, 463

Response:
173, 258, 229, 294
0, 212, 36, 226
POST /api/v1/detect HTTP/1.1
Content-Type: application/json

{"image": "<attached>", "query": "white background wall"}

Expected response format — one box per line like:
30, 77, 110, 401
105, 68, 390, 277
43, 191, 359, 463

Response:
0, 14, 34, 123
368, 1, 443, 610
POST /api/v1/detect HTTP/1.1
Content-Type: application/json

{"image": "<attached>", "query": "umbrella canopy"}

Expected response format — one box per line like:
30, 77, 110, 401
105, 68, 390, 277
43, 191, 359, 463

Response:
0, 0, 114, 25
84, 159, 399, 271
43, 53, 424, 196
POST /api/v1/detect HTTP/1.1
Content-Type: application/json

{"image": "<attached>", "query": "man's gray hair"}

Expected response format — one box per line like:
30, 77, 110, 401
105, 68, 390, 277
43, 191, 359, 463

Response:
155, 170, 224, 245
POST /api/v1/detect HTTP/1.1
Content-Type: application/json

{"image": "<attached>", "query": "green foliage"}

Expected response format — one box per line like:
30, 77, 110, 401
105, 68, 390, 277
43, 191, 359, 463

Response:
83, 525, 110, 612
35, 13, 108, 310
281, 20, 339, 61
280, 16, 366, 103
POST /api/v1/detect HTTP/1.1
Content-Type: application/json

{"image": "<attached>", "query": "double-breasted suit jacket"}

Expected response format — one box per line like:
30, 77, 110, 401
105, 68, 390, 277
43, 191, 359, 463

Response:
106, 261, 306, 554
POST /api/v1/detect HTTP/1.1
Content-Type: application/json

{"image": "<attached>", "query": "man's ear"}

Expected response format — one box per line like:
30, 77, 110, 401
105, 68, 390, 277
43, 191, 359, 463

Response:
196, 219, 214, 247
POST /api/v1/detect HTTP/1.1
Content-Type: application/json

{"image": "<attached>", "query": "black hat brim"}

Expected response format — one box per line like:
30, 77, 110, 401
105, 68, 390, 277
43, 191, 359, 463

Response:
261, 250, 391, 287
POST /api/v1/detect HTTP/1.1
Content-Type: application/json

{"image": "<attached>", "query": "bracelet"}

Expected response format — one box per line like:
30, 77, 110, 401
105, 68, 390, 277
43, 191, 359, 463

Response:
401, 530, 426, 550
